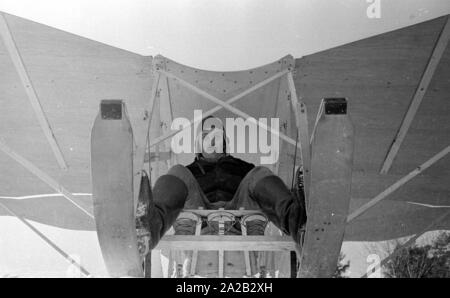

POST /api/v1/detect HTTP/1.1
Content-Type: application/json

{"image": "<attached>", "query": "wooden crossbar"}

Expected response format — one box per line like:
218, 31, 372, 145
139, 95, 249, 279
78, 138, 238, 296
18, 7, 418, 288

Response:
149, 69, 290, 148
155, 235, 295, 251
287, 72, 311, 198
348, 145, 450, 223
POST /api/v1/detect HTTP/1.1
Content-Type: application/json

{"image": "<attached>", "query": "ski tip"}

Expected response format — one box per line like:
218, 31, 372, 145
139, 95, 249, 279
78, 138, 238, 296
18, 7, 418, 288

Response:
323, 98, 347, 115
100, 99, 124, 120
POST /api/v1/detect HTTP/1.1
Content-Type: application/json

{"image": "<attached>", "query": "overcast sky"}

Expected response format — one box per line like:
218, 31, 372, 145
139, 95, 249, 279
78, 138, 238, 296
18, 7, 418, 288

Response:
0, 0, 449, 70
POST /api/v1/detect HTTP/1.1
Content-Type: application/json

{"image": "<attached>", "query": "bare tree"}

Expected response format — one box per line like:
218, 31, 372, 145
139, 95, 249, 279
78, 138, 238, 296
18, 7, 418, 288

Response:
384, 232, 450, 278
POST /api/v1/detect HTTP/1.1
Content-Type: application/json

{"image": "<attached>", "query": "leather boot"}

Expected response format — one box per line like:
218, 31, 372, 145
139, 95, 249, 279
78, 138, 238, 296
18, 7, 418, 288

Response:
253, 175, 306, 244
137, 172, 188, 251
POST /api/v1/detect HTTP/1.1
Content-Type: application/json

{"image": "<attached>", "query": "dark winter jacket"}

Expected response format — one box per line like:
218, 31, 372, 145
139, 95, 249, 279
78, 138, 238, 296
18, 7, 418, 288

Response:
186, 155, 254, 203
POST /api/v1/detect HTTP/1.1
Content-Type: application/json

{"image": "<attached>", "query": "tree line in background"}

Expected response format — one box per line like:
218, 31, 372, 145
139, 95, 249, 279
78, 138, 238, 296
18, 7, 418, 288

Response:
383, 232, 449, 278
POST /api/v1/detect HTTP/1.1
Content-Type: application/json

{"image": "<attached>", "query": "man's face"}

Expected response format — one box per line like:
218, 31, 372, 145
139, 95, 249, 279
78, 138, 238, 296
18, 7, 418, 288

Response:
201, 117, 225, 161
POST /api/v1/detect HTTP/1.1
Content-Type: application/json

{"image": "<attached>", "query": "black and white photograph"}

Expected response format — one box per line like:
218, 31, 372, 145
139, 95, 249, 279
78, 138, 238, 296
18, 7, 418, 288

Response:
0, 0, 449, 282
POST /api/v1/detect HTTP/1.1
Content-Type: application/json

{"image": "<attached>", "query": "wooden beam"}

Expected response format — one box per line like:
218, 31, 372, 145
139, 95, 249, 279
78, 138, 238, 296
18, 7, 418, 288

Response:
189, 215, 202, 276
155, 235, 296, 251
287, 72, 311, 199
149, 69, 289, 148
380, 16, 450, 174
0, 141, 94, 219
158, 69, 301, 149
361, 208, 450, 278
348, 145, 450, 223
162, 75, 178, 167
218, 249, 224, 278
156, 74, 176, 172
240, 218, 252, 276
0, 13, 67, 170
310, 99, 325, 145
271, 73, 286, 177
152, 96, 162, 179
0, 201, 91, 277
132, 72, 160, 207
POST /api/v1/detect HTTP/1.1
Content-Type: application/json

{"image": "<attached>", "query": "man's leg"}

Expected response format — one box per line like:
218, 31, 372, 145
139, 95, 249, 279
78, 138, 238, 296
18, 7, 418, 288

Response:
227, 166, 306, 244
166, 165, 208, 238
158, 165, 209, 277
142, 165, 207, 250
167, 165, 209, 210
227, 166, 306, 277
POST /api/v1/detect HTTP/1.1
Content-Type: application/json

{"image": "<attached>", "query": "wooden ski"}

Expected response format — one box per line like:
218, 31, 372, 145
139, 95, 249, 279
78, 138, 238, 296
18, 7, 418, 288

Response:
91, 100, 143, 277
298, 98, 354, 278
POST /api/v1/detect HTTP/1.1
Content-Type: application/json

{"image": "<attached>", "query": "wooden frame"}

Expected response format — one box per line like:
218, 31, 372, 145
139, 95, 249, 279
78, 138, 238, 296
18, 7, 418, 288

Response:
156, 68, 303, 149
149, 68, 290, 148
146, 58, 305, 277
150, 56, 309, 193
149, 56, 448, 276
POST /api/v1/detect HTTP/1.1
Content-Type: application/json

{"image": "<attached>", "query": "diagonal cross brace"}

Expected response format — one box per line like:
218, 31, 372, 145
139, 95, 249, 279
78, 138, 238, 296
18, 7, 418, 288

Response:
348, 145, 450, 223
149, 68, 290, 148
155, 69, 303, 150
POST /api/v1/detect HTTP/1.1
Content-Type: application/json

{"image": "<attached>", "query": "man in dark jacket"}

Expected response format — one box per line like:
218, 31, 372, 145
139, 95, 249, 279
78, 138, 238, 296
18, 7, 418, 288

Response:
141, 116, 306, 276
